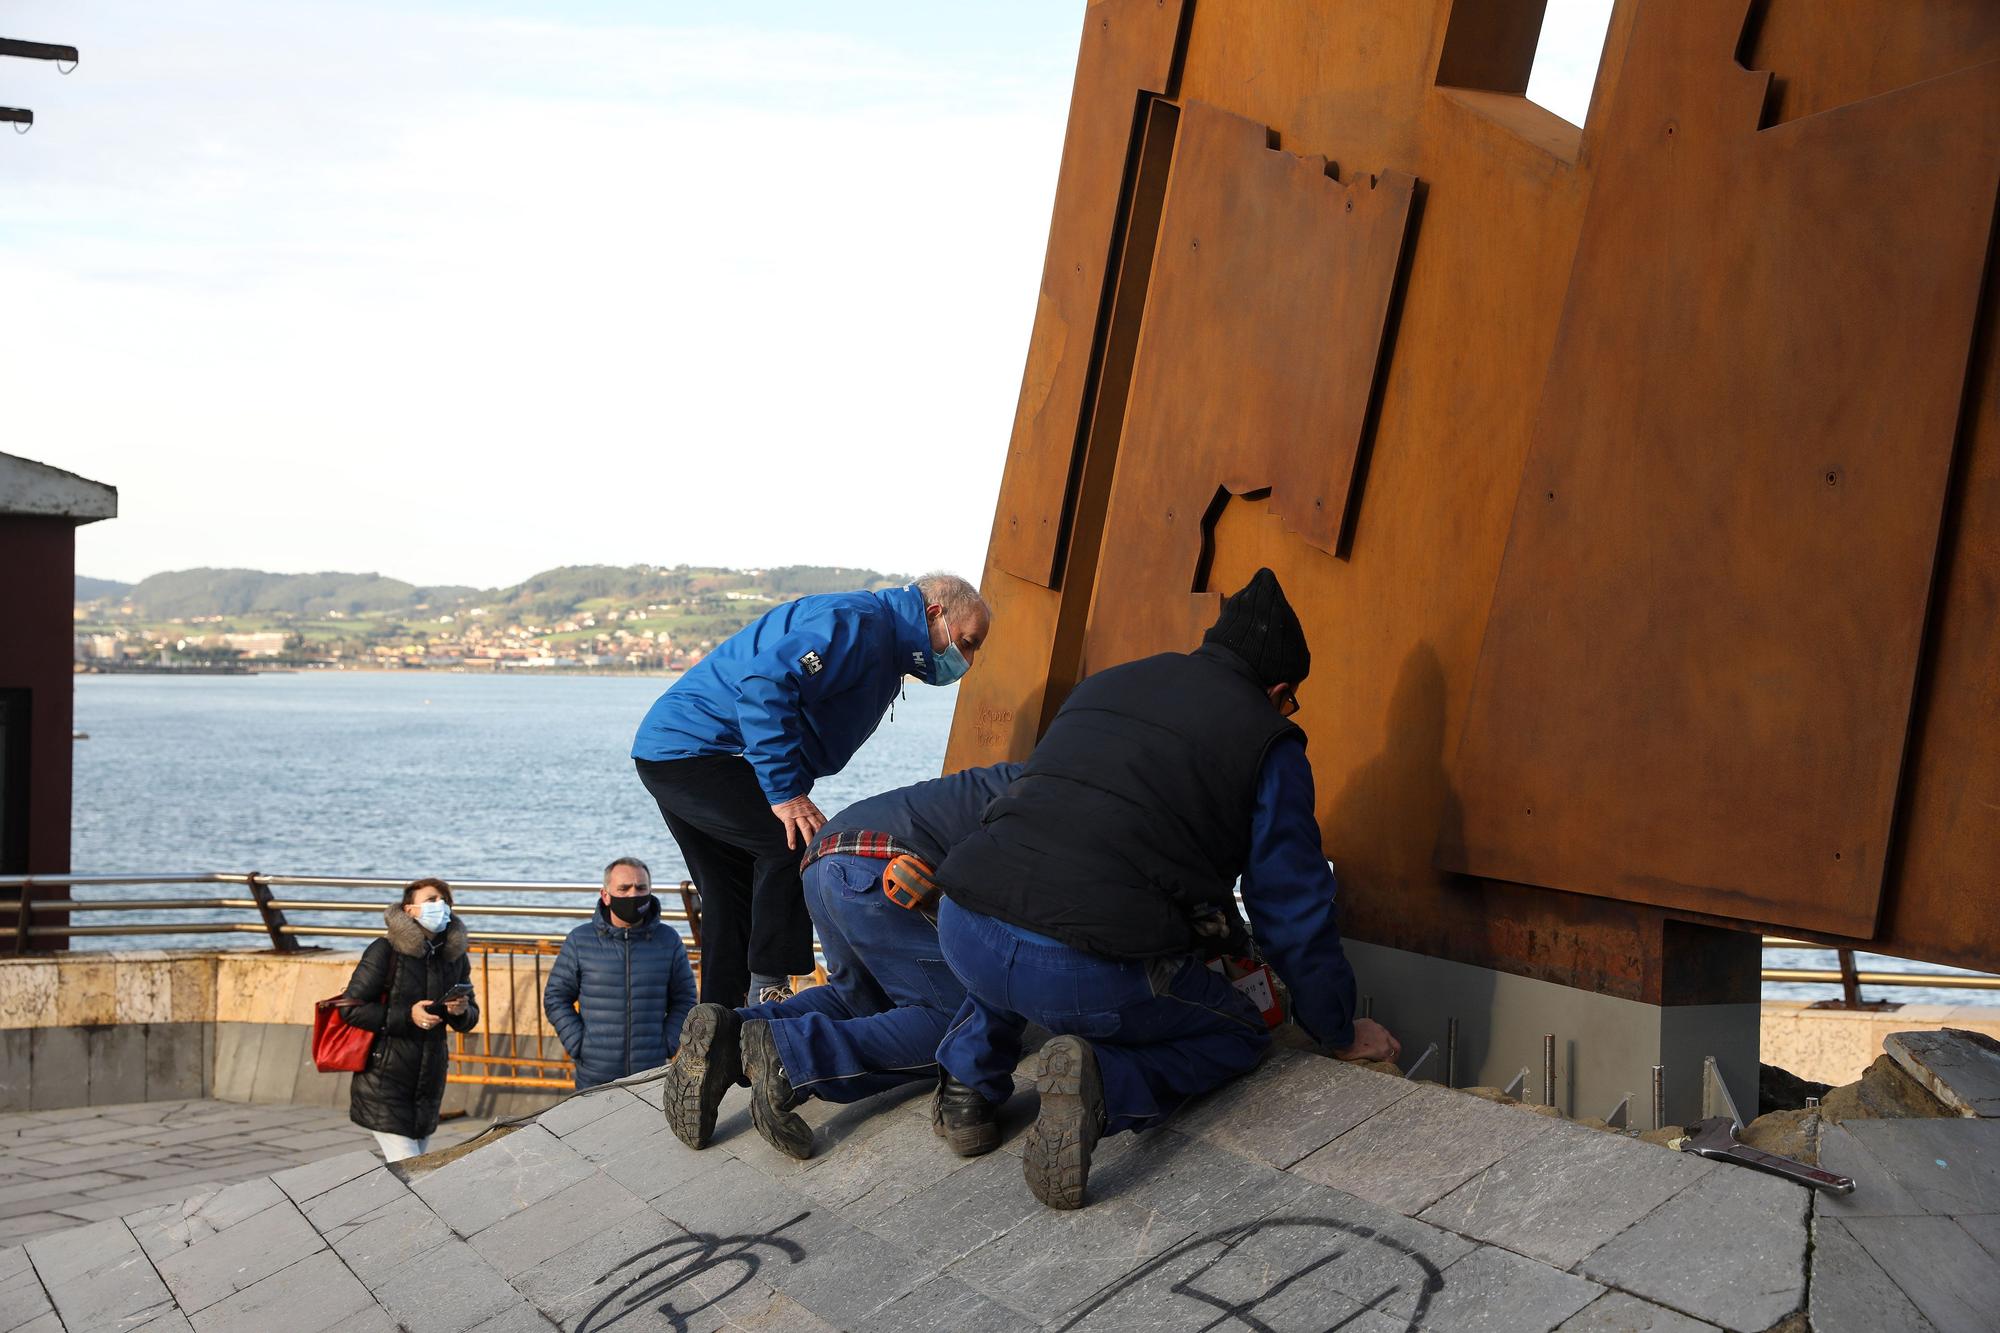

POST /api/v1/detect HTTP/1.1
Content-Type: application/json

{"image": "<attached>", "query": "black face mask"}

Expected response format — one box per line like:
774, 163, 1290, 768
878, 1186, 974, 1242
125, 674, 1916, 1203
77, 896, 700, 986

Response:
607, 893, 654, 924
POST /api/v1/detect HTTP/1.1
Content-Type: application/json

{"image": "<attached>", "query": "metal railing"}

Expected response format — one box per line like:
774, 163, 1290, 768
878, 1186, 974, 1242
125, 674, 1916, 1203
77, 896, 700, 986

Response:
0, 872, 722, 1091
1, 874, 1993, 1088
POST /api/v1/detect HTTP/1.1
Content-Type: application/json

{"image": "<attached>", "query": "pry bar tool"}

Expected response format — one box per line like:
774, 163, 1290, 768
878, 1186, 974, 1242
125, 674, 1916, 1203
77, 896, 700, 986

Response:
1669, 1117, 1855, 1194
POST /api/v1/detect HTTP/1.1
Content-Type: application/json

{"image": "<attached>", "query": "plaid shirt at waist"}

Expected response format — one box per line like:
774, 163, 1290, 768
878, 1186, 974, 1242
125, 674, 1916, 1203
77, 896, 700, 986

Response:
800, 830, 921, 871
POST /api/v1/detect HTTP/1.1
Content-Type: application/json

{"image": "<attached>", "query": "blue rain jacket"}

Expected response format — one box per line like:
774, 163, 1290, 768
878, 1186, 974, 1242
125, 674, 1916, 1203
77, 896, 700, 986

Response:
630, 585, 936, 803
544, 896, 698, 1088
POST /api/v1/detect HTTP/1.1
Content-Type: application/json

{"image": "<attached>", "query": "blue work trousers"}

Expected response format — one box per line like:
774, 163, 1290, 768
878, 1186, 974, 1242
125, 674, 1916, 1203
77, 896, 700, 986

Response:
734, 854, 965, 1104
934, 898, 1271, 1136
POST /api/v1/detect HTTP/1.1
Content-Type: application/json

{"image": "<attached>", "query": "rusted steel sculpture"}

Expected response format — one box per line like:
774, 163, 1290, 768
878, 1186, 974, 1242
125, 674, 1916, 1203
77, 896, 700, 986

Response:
948, 0, 2000, 1006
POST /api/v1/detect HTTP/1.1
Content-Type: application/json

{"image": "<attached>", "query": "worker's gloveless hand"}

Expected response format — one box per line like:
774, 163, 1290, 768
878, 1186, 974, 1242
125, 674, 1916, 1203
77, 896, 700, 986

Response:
770, 795, 827, 851
1332, 1016, 1400, 1064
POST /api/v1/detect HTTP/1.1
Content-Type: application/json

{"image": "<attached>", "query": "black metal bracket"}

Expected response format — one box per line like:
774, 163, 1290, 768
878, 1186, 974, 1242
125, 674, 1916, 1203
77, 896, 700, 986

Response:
246, 873, 299, 952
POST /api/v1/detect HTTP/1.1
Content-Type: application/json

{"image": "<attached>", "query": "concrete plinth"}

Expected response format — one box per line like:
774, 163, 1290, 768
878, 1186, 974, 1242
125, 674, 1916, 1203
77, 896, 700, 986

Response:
1342, 940, 1759, 1127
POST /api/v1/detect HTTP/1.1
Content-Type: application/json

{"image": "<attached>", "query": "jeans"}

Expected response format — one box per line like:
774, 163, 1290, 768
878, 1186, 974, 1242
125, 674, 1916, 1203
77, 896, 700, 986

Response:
934, 898, 1270, 1135
371, 1131, 432, 1163
634, 754, 814, 1007
734, 854, 966, 1104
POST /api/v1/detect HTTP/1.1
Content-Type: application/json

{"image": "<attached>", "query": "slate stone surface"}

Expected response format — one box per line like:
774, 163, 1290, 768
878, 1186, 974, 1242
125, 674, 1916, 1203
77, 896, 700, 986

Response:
467, 1171, 649, 1280
1419, 1117, 1712, 1268
1294, 1082, 1560, 1214
1173, 1046, 1419, 1169
14, 1045, 1975, 1332
1808, 1215, 1936, 1333
1554, 1291, 1722, 1332
325, 1193, 456, 1287
1841, 1214, 2000, 1333
1884, 1029, 2000, 1118
942, 1183, 1202, 1321
1816, 1123, 1932, 1218
25, 1217, 178, 1329
368, 1237, 523, 1333
1955, 1211, 2000, 1262
863, 1138, 1050, 1266
186, 1248, 392, 1333
1840, 1118, 2000, 1217
871, 1274, 1039, 1333
1417, 1244, 1603, 1332
153, 1195, 324, 1315
1577, 1163, 1807, 1333
408, 1125, 596, 1237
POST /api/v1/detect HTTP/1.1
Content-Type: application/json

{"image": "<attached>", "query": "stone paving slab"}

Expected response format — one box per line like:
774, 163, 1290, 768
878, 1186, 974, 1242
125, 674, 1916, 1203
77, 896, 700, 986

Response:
1838, 1214, 2000, 1333
8, 1047, 1989, 1331
1554, 1291, 1721, 1332
1419, 1117, 1712, 1269
1884, 1029, 2000, 1118
1174, 1046, 1420, 1170
0, 1100, 482, 1248
1576, 1162, 1808, 1333
1807, 1214, 1936, 1333
1838, 1118, 2000, 1216
1293, 1081, 1561, 1214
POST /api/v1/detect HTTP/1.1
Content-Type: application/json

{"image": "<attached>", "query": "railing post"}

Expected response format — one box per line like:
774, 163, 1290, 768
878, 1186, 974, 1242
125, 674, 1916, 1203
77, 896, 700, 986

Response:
1837, 948, 1863, 1007
246, 872, 299, 952
12, 877, 33, 954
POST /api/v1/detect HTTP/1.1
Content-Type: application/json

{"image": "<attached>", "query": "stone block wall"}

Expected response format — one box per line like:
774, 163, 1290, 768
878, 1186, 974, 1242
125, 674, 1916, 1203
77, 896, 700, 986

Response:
0, 950, 565, 1118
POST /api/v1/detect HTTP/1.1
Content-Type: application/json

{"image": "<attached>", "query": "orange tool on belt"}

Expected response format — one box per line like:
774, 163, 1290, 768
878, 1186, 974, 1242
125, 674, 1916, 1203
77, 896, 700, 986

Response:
882, 853, 943, 913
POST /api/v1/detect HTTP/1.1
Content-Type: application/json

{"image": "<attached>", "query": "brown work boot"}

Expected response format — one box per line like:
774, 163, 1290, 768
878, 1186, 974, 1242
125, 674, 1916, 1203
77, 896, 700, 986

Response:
932, 1072, 1001, 1157
664, 1003, 741, 1150
1023, 1035, 1105, 1210
742, 1020, 814, 1160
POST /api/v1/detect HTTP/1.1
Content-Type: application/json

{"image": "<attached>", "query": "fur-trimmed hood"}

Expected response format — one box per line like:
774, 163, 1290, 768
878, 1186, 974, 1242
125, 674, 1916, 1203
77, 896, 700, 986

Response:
382, 903, 470, 960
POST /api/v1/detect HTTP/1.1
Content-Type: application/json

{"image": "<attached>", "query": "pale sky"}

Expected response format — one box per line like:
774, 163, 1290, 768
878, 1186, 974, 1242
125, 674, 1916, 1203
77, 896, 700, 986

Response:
5, 1, 1611, 590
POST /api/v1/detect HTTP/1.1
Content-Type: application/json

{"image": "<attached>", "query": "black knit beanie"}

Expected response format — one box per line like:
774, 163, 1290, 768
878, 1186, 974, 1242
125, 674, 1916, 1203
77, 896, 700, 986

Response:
1202, 567, 1310, 690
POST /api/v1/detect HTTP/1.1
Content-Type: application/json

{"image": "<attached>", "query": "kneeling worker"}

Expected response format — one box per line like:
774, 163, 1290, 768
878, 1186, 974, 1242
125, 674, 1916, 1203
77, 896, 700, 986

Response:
665, 761, 1023, 1159
932, 568, 1400, 1209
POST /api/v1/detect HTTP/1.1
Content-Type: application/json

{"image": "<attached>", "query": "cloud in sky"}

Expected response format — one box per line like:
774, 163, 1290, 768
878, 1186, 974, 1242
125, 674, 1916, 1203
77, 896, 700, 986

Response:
5, 1, 1612, 590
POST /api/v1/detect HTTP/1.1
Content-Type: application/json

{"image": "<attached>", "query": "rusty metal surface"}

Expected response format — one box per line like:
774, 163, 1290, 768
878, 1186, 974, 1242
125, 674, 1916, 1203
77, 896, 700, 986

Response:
953, 0, 2000, 991
1448, 5, 2000, 936
988, 0, 1188, 588
1080, 99, 1414, 677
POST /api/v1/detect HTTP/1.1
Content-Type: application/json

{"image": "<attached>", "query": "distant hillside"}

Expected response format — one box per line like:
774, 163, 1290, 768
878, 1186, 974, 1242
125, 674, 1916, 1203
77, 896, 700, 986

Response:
97, 564, 905, 622
122, 568, 477, 619
74, 575, 132, 602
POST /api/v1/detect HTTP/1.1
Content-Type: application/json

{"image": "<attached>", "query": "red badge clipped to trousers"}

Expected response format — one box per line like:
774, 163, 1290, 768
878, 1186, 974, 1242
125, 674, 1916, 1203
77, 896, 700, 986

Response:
1209, 956, 1286, 1028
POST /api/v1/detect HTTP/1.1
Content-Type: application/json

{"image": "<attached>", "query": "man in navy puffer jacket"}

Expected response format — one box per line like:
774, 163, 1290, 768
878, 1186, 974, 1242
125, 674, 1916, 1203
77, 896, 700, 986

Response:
545, 856, 697, 1090
632, 574, 991, 1009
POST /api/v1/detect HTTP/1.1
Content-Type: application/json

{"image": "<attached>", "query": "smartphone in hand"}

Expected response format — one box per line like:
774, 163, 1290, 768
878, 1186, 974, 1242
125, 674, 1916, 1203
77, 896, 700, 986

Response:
425, 982, 475, 1017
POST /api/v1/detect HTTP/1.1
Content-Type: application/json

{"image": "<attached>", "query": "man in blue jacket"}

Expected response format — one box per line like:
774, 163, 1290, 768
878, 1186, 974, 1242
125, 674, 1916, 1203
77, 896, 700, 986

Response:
632, 573, 990, 1009
544, 856, 698, 1090
665, 762, 1022, 1160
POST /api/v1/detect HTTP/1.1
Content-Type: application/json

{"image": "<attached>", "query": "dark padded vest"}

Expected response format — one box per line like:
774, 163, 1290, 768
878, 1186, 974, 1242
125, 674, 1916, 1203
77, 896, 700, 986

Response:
938, 644, 1301, 958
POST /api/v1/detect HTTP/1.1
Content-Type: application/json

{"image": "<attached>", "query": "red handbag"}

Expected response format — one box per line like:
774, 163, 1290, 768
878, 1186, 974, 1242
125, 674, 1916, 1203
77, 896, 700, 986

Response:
312, 997, 375, 1072
313, 954, 398, 1073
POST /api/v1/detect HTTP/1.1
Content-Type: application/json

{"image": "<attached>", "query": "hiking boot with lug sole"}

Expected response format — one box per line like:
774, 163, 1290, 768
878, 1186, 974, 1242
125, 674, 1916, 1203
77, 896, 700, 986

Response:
664, 1003, 741, 1149
932, 1073, 1001, 1157
742, 1020, 814, 1160
1023, 1035, 1105, 1210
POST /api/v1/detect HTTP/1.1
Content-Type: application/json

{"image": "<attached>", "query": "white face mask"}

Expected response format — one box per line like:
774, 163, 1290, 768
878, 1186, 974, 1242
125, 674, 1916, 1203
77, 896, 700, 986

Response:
415, 899, 451, 933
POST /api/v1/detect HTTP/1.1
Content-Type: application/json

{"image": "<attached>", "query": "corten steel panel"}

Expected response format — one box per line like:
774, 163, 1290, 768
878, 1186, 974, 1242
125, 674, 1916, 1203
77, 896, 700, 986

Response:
1077, 100, 1415, 673
1447, 5, 2000, 935
987, 0, 1188, 588
1877, 238, 2000, 973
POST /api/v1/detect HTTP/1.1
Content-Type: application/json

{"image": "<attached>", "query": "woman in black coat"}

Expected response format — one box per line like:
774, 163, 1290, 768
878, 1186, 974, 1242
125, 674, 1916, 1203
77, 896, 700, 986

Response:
342, 877, 479, 1161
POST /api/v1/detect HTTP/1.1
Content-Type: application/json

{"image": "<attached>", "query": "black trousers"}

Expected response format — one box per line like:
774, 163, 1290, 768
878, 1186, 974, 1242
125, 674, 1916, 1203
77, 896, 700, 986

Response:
634, 754, 814, 1007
